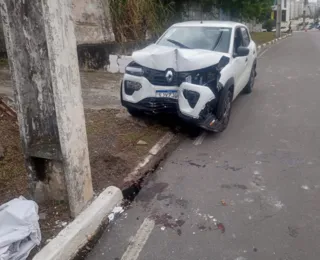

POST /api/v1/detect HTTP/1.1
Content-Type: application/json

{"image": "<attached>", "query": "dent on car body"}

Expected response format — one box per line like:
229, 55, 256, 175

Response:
132, 44, 229, 71
131, 45, 231, 131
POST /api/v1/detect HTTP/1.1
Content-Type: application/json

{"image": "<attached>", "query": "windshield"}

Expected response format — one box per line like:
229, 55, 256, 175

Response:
157, 26, 232, 53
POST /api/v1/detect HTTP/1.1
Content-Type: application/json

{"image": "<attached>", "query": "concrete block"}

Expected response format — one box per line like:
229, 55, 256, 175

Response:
107, 54, 119, 73
118, 55, 133, 74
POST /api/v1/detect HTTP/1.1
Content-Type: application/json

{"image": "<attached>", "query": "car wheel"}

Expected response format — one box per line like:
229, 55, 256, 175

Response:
243, 65, 256, 94
127, 108, 144, 117
215, 90, 232, 133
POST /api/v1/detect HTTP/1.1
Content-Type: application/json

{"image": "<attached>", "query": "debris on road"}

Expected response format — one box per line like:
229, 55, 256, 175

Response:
220, 200, 227, 206
137, 140, 148, 145
0, 197, 41, 260
301, 185, 310, 190
108, 206, 124, 222
216, 223, 226, 234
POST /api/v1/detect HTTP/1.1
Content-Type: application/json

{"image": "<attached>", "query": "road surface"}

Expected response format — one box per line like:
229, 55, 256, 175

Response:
86, 32, 320, 260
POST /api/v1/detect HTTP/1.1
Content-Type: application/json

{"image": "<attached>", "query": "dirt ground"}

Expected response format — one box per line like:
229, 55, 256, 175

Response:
0, 107, 168, 252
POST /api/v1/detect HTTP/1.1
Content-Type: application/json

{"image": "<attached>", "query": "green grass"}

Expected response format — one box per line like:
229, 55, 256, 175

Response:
251, 32, 275, 45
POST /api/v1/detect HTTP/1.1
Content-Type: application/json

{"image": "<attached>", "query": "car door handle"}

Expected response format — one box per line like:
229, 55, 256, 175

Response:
245, 58, 248, 62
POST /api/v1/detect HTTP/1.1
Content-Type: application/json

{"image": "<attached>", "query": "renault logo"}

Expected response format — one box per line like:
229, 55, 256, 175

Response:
165, 70, 174, 83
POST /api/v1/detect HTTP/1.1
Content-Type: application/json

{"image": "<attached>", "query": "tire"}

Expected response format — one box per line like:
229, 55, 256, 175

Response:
127, 108, 144, 117
243, 65, 256, 94
215, 90, 232, 133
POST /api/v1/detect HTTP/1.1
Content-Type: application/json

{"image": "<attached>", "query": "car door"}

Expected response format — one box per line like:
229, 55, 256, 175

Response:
240, 27, 254, 87
232, 27, 247, 98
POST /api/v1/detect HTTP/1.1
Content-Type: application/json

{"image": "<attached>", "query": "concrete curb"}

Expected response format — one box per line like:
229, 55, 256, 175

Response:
257, 33, 291, 54
32, 132, 176, 260
33, 186, 123, 260
122, 132, 176, 193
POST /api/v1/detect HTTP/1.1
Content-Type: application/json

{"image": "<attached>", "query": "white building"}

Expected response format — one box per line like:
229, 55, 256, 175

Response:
307, 2, 317, 16
290, 0, 304, 19
273, 0, 292, 22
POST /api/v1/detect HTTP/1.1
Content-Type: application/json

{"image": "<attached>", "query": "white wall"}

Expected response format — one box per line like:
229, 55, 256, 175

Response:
71, 0, 114, 44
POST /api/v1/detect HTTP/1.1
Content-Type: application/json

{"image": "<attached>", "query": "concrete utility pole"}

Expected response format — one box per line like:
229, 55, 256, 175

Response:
0, 0, 93, 217
303, 0, 308, 30
276, 0, 282, 38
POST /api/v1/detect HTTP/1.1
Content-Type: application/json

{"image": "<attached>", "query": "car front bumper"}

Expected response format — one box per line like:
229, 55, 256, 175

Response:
121, 73, 220, 130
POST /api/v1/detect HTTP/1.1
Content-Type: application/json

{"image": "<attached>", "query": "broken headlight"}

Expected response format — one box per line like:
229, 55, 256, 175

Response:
181, 66, 217, 86
125, 62, 144, 76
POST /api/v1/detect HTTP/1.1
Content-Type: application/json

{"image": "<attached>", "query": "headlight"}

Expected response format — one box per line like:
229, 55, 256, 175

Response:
183, 73, 203, 85
125, 62, 144, 76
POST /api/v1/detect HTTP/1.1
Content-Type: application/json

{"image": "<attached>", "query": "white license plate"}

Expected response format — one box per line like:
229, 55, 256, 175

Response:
156, 90, 178, 99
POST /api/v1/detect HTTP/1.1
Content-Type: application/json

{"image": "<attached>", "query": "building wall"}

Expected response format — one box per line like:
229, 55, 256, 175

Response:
71, 0, 114, 44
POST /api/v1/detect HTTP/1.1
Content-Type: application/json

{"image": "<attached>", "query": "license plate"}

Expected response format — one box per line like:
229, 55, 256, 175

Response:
156, 90, 178, 99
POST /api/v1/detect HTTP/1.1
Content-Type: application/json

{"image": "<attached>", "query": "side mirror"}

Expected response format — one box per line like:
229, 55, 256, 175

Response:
236, 46, 250, 57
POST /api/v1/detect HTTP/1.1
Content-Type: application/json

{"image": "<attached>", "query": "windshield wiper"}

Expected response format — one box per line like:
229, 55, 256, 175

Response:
212, 31, 223, 51
167, 38, 191, 49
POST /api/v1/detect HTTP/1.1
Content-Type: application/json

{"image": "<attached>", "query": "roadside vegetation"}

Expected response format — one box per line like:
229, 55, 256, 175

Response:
251, 32, 275, 45
109, 0, 274, 43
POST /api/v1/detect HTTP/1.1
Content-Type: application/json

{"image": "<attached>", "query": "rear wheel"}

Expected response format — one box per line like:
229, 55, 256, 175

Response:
243, 65, 256, 94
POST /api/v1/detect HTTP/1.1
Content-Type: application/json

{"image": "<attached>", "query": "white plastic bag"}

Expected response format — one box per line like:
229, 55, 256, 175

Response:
0, 197, 41, 260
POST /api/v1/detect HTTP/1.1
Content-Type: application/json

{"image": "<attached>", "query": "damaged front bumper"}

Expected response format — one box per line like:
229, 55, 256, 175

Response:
121, 73, 223, 131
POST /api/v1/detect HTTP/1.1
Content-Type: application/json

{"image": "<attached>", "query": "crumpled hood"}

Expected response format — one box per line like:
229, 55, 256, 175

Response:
132, 44, 229, 71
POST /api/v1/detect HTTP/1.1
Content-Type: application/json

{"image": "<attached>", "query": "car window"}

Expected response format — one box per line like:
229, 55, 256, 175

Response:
157, 27, 232, 53
240, 27, 250, 47
233, 28, 244, 54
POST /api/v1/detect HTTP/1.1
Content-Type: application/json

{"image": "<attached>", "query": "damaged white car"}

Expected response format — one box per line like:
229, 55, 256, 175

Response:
121, 21, 257, 132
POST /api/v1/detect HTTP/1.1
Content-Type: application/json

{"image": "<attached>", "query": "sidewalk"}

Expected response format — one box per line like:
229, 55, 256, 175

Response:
0, 68, 123, 110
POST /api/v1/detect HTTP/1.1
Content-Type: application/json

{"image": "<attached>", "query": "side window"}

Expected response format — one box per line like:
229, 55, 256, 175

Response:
240, 27, 250, 47
234, 28, 243, 54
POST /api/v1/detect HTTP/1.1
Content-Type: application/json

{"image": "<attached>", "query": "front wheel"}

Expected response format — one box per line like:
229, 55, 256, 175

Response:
214, 90, 232, 133
243, 65, 256, 94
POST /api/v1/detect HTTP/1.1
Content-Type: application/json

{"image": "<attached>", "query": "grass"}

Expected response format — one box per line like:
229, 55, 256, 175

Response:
251, 32, 276, 45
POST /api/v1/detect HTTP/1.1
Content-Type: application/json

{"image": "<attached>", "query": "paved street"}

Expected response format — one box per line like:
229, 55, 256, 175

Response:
86, 32, 320, 260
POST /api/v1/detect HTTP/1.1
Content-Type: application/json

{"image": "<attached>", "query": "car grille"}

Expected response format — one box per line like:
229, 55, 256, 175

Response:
143, 67, 179, 86
139, 98, 178, 112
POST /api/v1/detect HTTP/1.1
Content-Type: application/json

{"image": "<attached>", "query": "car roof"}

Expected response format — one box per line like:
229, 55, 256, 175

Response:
172, 21, 244, 29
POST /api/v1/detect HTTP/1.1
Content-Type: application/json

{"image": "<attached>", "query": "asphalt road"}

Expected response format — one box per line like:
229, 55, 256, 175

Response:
86, 32, 320, 260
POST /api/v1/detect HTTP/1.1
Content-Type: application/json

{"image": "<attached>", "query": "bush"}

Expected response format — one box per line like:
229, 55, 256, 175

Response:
109, 0, 173, 43
263, 19, 274, 32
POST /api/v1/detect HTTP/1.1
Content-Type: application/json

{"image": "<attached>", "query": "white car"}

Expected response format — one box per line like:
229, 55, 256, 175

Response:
121, 21, 257, 132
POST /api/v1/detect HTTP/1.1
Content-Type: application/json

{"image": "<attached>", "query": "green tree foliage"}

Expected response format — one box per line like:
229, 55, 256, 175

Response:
109, 0, 273, 42
169, 0, 273, 21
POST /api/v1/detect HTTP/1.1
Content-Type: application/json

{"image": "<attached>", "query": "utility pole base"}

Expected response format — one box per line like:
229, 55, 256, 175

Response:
1, 0, 93, 217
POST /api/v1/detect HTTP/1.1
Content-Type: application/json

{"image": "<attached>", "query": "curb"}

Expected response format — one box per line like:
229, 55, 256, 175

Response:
257, 33, 291, 54
33, 186, 123, 260
32, 132, 176, 260
122, 132, 176, 197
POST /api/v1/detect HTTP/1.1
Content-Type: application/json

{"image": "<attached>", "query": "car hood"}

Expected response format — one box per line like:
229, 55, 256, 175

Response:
132, 44, 230, 71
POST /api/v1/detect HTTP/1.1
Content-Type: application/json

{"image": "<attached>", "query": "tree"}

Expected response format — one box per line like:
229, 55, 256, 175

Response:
169, 0, 273, 21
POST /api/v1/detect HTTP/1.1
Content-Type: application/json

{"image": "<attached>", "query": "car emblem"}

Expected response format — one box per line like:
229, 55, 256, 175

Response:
165, 70, 174, 83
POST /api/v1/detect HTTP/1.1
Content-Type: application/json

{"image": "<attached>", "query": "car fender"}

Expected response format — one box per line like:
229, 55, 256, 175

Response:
216, 77, 234, 120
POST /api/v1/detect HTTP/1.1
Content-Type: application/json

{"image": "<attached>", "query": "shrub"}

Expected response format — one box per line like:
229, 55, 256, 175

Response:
263, 19, 274, 32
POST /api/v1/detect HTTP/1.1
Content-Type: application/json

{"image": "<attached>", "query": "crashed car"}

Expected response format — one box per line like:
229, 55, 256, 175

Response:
121, 21, 257, 132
